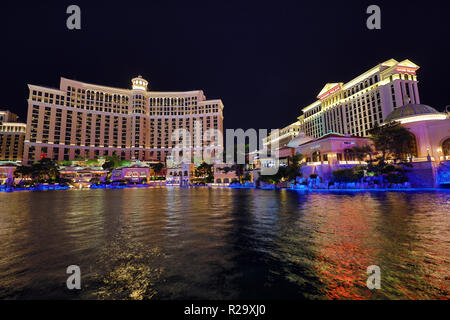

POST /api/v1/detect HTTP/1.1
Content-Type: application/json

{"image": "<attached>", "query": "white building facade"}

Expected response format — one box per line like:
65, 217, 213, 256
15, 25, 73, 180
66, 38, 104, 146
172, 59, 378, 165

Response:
299, 59, 421, 138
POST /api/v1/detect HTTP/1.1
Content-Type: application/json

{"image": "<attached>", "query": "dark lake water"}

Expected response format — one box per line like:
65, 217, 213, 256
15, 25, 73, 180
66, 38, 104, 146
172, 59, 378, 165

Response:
0, 188, 448, 300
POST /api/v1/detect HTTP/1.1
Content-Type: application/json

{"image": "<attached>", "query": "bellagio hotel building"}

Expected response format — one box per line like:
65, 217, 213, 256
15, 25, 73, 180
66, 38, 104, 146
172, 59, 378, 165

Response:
23, 76, 224, 164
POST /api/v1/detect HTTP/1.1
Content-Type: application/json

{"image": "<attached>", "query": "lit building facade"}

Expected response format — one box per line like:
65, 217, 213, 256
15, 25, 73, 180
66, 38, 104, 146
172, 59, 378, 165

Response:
0, 110, 19, 123
23, 76, 224, 164
213, 163, 240, 184
263, 120, 301, 151
383, 104, 450, 162
382, 104, 450, 187
0, 115, 26, 162
299, 59, 421, 138
265, 59, 422, 145
111, 164, 150, 183
166, 163, 195, 186
0, 162, 19, 185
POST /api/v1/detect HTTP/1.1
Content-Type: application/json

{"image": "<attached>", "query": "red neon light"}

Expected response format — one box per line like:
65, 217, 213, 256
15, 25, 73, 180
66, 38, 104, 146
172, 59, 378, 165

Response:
396, 67, 417, 74
319, 85, 341, 100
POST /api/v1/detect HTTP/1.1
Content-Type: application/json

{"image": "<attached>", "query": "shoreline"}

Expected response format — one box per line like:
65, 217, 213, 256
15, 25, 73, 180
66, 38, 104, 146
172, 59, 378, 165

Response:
1, 183, 448, 193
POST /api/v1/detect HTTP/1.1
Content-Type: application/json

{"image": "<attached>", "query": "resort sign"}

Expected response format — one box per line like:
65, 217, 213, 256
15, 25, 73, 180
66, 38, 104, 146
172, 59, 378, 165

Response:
318, 84, 342, 100
396, 66, 418, 74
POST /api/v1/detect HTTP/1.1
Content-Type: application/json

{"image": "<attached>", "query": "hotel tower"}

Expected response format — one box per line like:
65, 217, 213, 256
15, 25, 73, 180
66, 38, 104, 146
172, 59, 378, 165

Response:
0, 110, 26, 161
22, 76, 224, 164
264, 59, 421, 149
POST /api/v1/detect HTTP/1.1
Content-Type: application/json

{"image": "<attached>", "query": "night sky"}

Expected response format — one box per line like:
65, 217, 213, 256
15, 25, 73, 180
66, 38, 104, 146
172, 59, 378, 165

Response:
1, 0, 450, 131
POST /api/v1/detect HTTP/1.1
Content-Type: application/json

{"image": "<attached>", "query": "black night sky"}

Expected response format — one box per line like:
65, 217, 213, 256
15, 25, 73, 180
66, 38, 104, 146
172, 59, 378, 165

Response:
1, 0, 450, 131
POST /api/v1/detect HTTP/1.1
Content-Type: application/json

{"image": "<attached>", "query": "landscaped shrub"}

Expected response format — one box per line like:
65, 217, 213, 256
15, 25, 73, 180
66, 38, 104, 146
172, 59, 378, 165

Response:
381, 164, 405, 174
89, 177, 101, 185
353, 165, 366, 177
385, 173, 408, 184
59, 160, 73, 166
309, 174, 318, 179
332, 168, 363, 183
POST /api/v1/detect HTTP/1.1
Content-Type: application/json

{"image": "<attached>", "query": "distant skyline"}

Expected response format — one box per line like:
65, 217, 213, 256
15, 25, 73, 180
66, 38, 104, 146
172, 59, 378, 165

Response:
1, 0, 450, 131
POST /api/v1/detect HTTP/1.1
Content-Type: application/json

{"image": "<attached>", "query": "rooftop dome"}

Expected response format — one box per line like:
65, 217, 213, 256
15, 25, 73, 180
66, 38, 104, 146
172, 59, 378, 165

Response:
287, 131, 314, 148
384, 104, 445, 123
131, 75, 148, 91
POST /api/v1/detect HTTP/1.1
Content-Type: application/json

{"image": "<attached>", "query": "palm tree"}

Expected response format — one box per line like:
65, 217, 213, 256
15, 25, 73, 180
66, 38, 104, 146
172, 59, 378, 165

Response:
102, 153, 121, 171
13, 165, 32, 185
102, 153, 121, 180
151, 162, 164, 175
28, 158, 60, 183
195, 162, 214, 184
286, 153, 303, 181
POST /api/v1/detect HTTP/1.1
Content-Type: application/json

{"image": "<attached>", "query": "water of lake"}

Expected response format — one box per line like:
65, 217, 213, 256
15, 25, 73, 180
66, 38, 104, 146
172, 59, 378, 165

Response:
0, 188, 448, 299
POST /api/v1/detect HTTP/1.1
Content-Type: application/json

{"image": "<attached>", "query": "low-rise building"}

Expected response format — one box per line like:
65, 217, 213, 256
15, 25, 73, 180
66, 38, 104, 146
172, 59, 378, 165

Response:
213, 163, 239, 184
166, 163, 195, 186
59, 166, 107, 184
291, 133, 372, 164
287, 132, 373, 180
0, 162, 19, 185
111, 164, 150, 183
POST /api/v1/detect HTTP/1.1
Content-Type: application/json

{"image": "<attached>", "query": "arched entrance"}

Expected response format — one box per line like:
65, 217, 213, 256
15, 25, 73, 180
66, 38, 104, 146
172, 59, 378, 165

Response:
404, 132, 418, 159
443, 138, 450, 156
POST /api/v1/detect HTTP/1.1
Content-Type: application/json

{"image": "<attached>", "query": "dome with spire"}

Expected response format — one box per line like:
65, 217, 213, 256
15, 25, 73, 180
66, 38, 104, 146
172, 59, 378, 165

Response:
131, 75, 148, 91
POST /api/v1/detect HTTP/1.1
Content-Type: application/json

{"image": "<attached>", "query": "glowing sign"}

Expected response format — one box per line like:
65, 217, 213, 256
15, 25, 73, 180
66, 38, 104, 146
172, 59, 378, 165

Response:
318, 85, 341, 100
396, 67, 417, 74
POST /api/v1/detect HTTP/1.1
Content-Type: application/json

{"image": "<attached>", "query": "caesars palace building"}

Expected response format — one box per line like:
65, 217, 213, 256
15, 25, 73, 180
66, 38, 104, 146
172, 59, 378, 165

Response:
264, 58, 423, 149
22, 76, 224, 164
